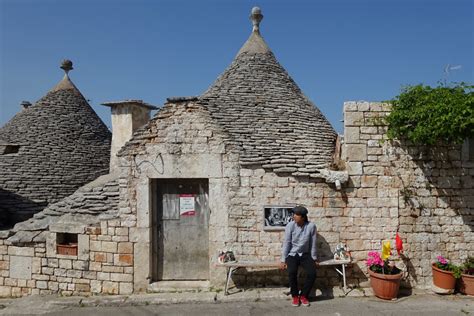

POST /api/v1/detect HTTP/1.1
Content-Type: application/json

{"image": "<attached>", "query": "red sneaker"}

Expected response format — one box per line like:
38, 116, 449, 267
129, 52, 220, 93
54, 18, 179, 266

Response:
291, 296, 300, 307
299, 295, 310, 307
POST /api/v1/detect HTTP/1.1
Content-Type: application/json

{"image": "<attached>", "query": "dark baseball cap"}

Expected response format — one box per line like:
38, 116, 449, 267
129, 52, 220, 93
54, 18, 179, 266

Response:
293, 206, 308, 216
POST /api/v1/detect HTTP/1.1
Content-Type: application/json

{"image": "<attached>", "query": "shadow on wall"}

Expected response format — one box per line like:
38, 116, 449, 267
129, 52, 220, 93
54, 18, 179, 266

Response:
385, 141, 473, 286
399, 253, 415, 294
0, 188, 47, 230
316, 233, 333, 261
390, 141, 473, 232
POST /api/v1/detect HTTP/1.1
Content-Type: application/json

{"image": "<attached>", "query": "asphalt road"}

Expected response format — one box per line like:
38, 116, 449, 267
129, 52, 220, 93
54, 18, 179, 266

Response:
37, 296, 474, 316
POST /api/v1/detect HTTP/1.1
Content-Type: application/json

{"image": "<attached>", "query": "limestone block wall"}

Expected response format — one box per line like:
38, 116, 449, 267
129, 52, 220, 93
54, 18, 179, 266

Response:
224, 101, 473, 290
1, 98, 471, 297
343, 101, 474, 288
225, 168, 350, 288
0, 221, 133, 297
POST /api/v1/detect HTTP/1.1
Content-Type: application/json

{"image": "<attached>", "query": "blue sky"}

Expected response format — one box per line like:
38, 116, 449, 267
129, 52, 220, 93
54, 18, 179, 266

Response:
1, 0, 472, 133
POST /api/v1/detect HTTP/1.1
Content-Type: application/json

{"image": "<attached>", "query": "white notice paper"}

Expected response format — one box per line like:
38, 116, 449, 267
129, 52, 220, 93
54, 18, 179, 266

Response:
179, 194, 196, 216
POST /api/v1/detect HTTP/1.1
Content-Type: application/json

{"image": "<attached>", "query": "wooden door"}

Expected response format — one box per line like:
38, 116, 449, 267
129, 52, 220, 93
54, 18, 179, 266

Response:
152, 179, 209, 281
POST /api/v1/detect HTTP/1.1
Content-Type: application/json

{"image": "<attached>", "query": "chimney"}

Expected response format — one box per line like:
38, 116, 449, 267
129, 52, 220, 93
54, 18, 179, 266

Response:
102, 100, 158, 172
21, 101, 32, 110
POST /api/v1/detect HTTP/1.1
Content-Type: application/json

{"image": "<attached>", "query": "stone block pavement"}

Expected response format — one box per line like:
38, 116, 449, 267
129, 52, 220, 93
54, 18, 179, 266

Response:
0, 287, 472, 315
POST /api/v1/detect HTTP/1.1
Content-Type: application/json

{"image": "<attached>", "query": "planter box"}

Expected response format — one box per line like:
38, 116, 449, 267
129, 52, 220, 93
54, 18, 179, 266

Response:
57, 244, 78, 256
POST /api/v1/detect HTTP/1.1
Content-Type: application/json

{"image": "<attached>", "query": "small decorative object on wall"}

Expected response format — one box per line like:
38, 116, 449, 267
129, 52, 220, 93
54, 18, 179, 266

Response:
218, 250, 236, 263
334, 243, 351, 261
263, 205, 294, 230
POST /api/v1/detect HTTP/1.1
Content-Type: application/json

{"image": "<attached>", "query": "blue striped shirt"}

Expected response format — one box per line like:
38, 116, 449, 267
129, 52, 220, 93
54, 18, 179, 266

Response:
281, 221, 317, 263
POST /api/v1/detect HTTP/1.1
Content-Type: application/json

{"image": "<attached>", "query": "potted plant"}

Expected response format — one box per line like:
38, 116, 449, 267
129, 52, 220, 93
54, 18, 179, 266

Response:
366, 249, 403, 300
432, 255, 461, 291
460, 257, 474, 296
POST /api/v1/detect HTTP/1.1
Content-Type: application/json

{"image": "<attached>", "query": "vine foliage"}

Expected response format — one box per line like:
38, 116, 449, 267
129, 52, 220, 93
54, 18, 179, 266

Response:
386, 83, 474, 145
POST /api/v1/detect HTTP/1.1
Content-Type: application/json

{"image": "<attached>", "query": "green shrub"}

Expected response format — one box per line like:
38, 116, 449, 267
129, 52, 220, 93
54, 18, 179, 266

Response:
386, 83, 474, 145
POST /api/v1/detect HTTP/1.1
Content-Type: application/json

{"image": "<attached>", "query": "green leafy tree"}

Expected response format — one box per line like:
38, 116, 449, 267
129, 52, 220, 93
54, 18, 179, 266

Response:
386, 83, 474, 145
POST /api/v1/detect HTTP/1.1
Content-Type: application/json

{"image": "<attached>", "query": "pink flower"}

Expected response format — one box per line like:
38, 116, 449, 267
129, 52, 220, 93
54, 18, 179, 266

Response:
367, 251, 383, 267
437, 256, 448, 265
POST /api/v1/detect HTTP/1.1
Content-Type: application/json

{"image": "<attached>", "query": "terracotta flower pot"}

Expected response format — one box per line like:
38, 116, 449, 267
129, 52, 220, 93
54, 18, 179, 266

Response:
369, 269, 403, 300
432, 263, 456, 290
460, 274, 474, 296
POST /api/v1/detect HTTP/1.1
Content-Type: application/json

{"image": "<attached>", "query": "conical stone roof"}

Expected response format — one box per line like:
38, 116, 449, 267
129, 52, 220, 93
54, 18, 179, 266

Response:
200, 7, 337, 177
0, 60, 111, 228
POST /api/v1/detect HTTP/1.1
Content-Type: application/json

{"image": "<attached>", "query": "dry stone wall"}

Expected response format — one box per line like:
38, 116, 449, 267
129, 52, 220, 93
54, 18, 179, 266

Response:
0, 221, 134, 297
225, 168, 350, 288
0, 100, 472, 297
343, 101, 473, 288
200, 51, 337, 177
220, 101, 473, 290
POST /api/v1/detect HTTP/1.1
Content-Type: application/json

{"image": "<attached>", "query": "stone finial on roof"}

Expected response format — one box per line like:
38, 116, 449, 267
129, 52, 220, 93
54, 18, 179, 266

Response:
250, 7, 263, 33
50, 60, 80, 93
60, 59, 73, 75
237, 7, 270, 56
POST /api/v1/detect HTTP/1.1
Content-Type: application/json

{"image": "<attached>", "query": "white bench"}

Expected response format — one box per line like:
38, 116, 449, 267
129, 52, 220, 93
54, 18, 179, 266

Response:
217, 258, 352, 295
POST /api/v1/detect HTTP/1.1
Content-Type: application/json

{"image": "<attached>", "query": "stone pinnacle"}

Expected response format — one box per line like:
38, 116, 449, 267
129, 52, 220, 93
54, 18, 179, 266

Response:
60, 59, 74, 74
250, 7, 263, 33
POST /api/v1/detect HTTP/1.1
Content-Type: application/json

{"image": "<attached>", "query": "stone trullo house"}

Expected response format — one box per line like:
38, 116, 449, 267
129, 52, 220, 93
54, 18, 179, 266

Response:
0, 7, 472, 297
0, 60, 111, 229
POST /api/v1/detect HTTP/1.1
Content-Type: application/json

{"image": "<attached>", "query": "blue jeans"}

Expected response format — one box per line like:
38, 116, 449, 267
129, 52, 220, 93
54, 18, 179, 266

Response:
286, 253, 317, 297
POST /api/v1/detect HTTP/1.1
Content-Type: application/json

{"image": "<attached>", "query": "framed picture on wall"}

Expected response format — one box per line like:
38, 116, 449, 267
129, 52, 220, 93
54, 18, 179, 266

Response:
263, 205, 295, 231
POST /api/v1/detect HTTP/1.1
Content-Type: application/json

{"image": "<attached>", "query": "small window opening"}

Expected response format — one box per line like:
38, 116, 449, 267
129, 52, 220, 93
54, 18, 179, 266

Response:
2, 145, 20, 154
56, 233, 78, 256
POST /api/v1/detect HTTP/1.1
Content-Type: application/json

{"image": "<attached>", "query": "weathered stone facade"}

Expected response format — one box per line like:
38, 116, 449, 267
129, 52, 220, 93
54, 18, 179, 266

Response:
0, 8, 472, 299
0, 222, 133, 297
0, 100, 472, 297
342, 101, 473, 288
117, 99, 240, 291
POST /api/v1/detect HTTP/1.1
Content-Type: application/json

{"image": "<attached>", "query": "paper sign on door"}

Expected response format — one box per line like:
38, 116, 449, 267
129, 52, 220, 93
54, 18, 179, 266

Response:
179, 194, 196, 216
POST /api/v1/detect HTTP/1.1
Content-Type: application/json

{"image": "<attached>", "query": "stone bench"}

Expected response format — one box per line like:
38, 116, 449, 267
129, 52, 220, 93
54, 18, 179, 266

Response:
217, 258, 352, 295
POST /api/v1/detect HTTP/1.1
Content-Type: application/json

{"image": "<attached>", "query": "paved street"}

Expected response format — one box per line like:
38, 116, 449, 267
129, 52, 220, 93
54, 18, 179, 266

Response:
0, 291, 472, 316
37, 297, 474, 316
